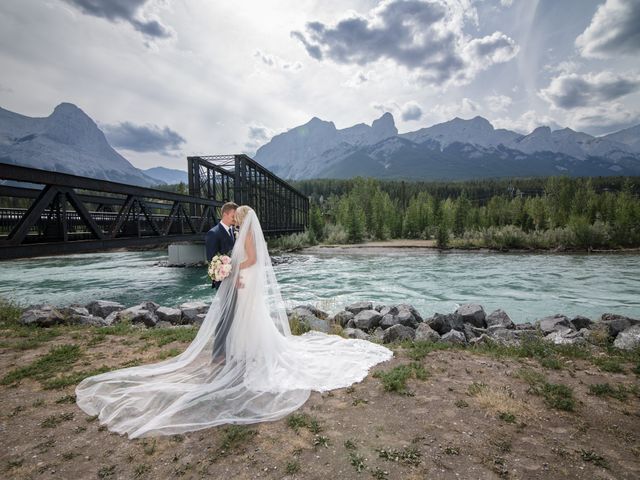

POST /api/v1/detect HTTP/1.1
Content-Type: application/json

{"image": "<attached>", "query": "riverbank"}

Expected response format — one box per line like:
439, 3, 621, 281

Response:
1, 299, 639, 479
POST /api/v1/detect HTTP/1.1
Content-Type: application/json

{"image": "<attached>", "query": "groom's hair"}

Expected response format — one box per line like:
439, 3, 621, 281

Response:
221, 202, 239, 216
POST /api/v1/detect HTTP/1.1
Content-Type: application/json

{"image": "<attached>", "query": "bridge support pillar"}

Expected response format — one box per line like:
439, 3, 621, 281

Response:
168, 242, 206, 266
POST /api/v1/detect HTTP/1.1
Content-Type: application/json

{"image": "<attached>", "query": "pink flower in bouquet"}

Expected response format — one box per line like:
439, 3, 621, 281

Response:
221, 255, 231, 265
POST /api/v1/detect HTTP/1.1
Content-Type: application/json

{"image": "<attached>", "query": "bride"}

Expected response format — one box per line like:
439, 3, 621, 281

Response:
76, 206, 393, 438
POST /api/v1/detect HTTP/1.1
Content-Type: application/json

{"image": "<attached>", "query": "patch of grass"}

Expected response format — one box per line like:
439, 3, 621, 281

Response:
97, 465, 116, 479
593, 357, 625, 373
1, 344, 82, 386
455, 399, 469, 408
344, 439, 357, 450
140, 327, 197, 347
133, 463, 151, 478
540, 355, 564, 370
219, 425, 257, 452
349, 452, 366, 473
443, 446, 460, 455
588, 383, 630, 401
95, 321, 137, 336
0, 297, 23, 325
42, 365, 112, 390
580, 449, 608, 469
285, 460, 300, 474
535, 382, 576, 412
405, 340, 456, 360
142, 439, 156, 455
34, 438, 55, 453
155, 348, 181, 360
6, 457, 24, 470
376, 446, 421, 466
62, 452, 77, 461
371, 467, 389, 479
497, 412, 516, 423
373, 362, 429, 394
41, 412, 74, 428
467, 382, 528, 419
287, 413, 311, 433
55, 394, 76, 404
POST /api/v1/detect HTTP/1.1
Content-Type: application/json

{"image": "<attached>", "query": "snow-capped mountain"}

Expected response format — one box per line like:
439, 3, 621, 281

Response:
254, 113, 640, 180
0, 103, 160, 186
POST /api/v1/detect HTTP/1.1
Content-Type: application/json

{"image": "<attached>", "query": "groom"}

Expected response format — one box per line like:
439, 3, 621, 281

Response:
205, 202, 238, 363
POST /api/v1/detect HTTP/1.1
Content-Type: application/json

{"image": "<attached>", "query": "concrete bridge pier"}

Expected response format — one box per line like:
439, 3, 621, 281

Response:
168, 242, 206, 266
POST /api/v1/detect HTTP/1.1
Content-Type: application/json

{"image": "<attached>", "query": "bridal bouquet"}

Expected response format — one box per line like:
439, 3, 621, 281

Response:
208, 254, 232, 282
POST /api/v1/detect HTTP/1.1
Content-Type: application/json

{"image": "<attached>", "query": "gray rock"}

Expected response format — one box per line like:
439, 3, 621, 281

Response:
441, 329, 466, 345
613, 325, 640, 350
372, 327, 385, 341
570, 315, 593, 330
180, 301, 210, 323
333, 310, 355, 327
292, 304, 328, 320
396, 304, 424, 323
455, 304, 486, 328
414, 323, 440, 342
374, 304, 386, 312
463, 324, 482, 342
60, 305, 90, 320
103, 311, 119, 326
306, 317, 330, 333
344, 328, 371, 341
77, 315, 107, 326
155, 320, 173, 329
139, 301, 160, 313
345, 301, 374, 315
379, 313, 399, 330
544, 328, 586, 345
117, 305, 157, 327
396, 310, 418, 328
156, 306, 182, 324
19, 307, 66, 327
193, 313, 207, 326
427, 313, 463, 335
488, 328, 522, 346
536, 314, 573, 334
382, 324, 415, 343
600, 313, 640, 338
486, 309, 515, 329
469, 334, 494, 346
516, 322, 535, 330
379, 305, 398, 317
346, 318, 356, 329
353, 310, 382, 331
86, 300, 125, 318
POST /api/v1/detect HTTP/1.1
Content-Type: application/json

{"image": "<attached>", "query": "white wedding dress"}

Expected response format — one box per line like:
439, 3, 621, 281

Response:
76, 210, 392, 438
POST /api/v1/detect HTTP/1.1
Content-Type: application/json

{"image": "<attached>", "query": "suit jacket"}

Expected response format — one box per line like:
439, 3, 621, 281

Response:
205, 222, 235, 289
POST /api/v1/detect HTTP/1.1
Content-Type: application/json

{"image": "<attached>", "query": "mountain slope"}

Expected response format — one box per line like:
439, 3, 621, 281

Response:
0, 103, 159, 186
143, 166, 187, 185
254, 113, 640, 180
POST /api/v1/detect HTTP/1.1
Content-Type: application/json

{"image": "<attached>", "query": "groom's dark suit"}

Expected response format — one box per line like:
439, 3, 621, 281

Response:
205, 221, 236, 359
205, 222, 235, 289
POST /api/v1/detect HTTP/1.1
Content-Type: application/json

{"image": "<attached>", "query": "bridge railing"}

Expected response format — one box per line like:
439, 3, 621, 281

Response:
0, 163, 222, 260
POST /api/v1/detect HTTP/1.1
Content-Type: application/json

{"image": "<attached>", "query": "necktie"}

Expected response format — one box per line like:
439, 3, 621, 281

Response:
228, 226, 234, 241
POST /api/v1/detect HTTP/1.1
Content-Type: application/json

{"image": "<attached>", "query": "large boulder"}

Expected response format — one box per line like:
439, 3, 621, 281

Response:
353, 310, 382, 331
180, 301, 210, 324
117, 305, 157, 328
544, 328, 586, 346
59, 305, 90, 323
396, 309, 419, 328
536, 314, 573, 334
292, 304, 328, 320
396, 304, 424, 323
344, 328, 371, 341
382, 324, 415, 343
600, 314, 640, 338
156, 307, 182, 324
77, 315, 108, 326
379, 305, 399, 317
570, 315, 593, 330
345, 301, 374, 315
332, 310, 354, 327
487, 328, 524, 346
441, 329, 466, 345
86, 300, 125, 318
379, 313, 400, 330
486, 309, 515, 329
613, 325, 640, 350
414, 323, 440, 342
427, 313, 463, 335
19, 306, 66, 327
456, 304, 486, 328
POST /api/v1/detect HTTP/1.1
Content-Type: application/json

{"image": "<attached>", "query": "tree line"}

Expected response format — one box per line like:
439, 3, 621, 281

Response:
302, 176, 640, 250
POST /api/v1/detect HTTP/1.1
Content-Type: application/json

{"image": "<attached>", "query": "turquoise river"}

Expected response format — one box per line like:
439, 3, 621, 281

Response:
0, 250, 638, 323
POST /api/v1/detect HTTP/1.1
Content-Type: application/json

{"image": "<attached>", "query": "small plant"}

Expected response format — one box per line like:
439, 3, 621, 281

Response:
455, 399, 469, 408
6, 457, 24, 469
443, 446, 460, 455
373, 363, 429, 394
285, 460, 300, 474
540, 355, 563, 370
376, 446, 421, 466
580, 449, 608, 469
219, 425, 257, 452
313, 435, 329, 448
133, 463, 151, 478
97, 465, 116, 479
344, 439, 357, 450
289, 314, 311, 336
588, 383, 629, 401
497, 412, 516, 423
371, 466, 389, 479
62, 452, 77, 461
593, 357, 625, 373
142, 439, 156, 455
55, 394, 76, 404
287, 413, 310, 433
349, 452, 366, 473
40, 412, 74, 428
516, 368, 575, 411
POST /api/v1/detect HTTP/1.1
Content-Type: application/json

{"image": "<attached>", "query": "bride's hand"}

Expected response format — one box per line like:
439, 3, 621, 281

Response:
236, 276, 245, 289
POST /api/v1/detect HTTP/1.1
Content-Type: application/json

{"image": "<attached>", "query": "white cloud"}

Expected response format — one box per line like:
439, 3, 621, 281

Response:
493, 110, 562, 134
540, 71, 640, 109
401, 101, 423, 121
254, 50, 302, 72
576, 0, 640, 58
485, 94, 512, 112
566, 102, 640, 134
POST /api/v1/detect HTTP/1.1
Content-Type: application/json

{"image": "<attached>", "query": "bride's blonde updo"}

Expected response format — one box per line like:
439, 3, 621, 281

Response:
234, 205, 253, 226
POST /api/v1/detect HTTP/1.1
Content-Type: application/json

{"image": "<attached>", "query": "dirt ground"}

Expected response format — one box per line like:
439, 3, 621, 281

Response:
1, 326, 639, 480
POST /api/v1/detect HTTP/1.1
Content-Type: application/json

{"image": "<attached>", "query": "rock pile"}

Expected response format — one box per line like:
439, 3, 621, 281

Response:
17, 299, 640, 351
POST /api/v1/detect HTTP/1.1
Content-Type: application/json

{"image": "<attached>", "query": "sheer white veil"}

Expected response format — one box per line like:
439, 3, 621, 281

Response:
76, 208, 392, 439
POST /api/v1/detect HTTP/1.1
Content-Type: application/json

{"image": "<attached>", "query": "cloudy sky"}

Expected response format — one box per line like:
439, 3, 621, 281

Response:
1, 0, 639, 170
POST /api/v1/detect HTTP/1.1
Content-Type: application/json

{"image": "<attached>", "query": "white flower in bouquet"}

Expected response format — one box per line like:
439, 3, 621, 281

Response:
208, 254, 232, 282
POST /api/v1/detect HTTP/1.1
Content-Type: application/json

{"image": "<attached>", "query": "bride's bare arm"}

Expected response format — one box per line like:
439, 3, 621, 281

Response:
239, 232, 256, 269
